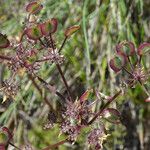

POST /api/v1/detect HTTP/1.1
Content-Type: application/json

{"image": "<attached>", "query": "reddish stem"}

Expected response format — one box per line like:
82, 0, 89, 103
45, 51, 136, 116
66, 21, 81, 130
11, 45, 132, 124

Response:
59, 36, 68, 53
56, 64, 72, 101
88, 90, 122, 125
28, 74, 54, 110
42, 139, 67, 150
0, 55, 11, 61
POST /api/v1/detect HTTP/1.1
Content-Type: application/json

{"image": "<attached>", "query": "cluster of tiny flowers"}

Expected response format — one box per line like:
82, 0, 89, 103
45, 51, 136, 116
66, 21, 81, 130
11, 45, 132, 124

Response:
60, 99, 92, 141
126, 65, 148, 87
0, 0, 80, 100
42, 48, 65, 64
87, 127, 107, 150
7, 43, 40, 74
109, 41, 150, 88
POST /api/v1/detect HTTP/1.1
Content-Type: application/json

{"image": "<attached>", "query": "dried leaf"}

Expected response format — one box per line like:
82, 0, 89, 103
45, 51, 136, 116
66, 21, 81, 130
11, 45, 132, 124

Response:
2, 95, 7, 103
64, 25, 80, 37
0, 33, 10, 49
79, 89, 92, 102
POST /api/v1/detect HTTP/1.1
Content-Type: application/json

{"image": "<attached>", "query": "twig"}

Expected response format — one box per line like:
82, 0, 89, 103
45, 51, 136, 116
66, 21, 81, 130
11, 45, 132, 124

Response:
28, 74, 54, 110
58, 37, 68, 53
56, 64, 72, 101
33, 74, 66, 102
9, 142, 21, 150
39, 38, 46, 47
41, 139, 67, 150
88, 90, 122, 125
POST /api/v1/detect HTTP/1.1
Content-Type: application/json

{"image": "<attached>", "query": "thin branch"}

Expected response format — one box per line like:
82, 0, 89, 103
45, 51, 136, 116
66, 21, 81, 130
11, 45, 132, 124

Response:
9, 142, 21, 150
88, 90, 122, 125
42, 139, 67, 150
56, 64, 72, 101
28, 74, 54, 110
39, 38, 46, 47
138, 80, 150, 96
34, 74, 66, 102
58, 36, 68, 53
123, 67, 133, 77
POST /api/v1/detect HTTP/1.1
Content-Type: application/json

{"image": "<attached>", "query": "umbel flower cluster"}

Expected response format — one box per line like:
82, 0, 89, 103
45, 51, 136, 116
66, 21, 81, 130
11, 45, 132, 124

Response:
0, 1, 150, 150
109, 41, 150, 100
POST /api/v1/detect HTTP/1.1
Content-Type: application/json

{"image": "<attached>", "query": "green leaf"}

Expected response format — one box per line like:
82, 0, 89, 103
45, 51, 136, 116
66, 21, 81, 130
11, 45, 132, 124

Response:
26, 1, 43, 14
25, 25, 42, 40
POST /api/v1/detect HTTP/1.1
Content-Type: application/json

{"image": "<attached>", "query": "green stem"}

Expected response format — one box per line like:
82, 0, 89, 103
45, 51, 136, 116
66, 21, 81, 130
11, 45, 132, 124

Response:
83, 0, 91, 86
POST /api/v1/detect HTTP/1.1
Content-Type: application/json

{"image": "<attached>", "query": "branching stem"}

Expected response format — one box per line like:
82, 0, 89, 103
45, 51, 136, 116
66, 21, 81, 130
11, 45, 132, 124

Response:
88, 90, 122, 125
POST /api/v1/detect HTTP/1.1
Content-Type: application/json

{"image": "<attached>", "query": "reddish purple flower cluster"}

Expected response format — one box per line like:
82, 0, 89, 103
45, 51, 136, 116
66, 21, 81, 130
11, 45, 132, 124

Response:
87, 126, 107, 150
61, 99, 92, 141
0, 1, 79, 101
109, 41, 150, 96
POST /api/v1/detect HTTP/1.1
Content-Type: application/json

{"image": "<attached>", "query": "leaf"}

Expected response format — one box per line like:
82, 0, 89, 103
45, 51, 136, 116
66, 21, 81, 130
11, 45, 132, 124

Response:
26, 1, 43, 14
51, 18, 58, 33
109, 53, 126, 72
137, 42, 150, 56
116, 41, 135, 56
40, 18, 58, 35
0, 33, 10, 49
25, 25, 42, 40
0, 127, 12, 145
64, 25, 80, 37
79, 89, 92, 102
101, 108, 121, 124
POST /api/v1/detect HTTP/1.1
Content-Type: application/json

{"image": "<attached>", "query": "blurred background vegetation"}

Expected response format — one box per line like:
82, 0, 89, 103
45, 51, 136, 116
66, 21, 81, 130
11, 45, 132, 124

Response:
0, 0, 150, 149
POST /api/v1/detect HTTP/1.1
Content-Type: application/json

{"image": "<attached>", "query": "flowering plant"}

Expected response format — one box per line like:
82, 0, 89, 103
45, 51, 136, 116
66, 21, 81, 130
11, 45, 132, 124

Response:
0, 1, 150, 150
